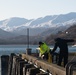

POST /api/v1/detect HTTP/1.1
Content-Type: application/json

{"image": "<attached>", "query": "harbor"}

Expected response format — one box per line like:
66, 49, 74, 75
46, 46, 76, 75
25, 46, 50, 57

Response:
0, 0, 76, 75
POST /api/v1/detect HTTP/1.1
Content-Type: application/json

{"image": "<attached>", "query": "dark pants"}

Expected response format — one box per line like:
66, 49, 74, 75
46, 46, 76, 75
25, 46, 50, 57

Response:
52, 52, 59, 63
58, 53, 68, 67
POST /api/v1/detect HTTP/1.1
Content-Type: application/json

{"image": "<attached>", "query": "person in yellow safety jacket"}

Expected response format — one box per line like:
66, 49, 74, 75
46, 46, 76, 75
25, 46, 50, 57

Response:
39, 41, 52, 63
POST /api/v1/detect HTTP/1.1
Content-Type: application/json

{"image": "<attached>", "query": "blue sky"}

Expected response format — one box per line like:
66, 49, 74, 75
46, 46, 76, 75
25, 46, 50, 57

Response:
0, 0, 76, 20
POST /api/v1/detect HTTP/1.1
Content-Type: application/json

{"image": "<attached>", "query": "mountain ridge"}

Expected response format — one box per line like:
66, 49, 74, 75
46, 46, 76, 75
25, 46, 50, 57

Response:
0, 12, 76, 31
0, 12, 76, 40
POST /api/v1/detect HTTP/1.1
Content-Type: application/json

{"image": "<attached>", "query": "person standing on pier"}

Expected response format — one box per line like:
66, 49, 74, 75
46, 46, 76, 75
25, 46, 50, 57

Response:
38, 41, 52, 62
51, 38, 74, 67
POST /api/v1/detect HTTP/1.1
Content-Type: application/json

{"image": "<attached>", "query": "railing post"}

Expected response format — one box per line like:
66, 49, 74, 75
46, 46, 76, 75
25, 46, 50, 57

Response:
27, 68, 40, 75
8, 53, 16, 75
66, 62, 76, 75
24, 64, 34, 75
1, 55, 9, 75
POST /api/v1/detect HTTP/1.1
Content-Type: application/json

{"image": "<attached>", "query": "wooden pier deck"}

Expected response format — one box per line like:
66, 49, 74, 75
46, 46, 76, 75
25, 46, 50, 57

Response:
1, 52, 76, 75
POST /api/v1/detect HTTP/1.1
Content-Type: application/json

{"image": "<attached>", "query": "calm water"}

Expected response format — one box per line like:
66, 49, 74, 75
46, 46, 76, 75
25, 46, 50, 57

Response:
0, 45, 39, 56
0, 45, 76, 56
0, 45, 76, 75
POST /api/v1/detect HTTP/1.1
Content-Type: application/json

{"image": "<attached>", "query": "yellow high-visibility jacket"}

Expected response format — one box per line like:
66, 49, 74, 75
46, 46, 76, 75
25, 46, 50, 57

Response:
39, 43, 50, 55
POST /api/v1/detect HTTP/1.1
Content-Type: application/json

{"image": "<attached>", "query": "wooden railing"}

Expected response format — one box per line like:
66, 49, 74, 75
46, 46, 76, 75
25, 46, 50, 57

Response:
1, 52, 76, 75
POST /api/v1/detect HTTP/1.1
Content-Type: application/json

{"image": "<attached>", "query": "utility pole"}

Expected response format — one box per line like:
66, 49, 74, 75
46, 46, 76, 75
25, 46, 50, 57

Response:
26, 28, 31, 55
27, 28, 29, 49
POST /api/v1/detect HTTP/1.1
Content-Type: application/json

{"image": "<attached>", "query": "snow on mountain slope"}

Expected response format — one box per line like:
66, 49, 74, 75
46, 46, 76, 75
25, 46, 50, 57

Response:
0, 28, 17, 38
0, 12, 76, 36
0, 17, 33, 31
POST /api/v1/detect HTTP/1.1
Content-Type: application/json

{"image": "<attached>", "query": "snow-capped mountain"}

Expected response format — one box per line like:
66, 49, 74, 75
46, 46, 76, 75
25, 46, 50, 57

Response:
0, 12, 76, 36
0, 28, 17, 38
